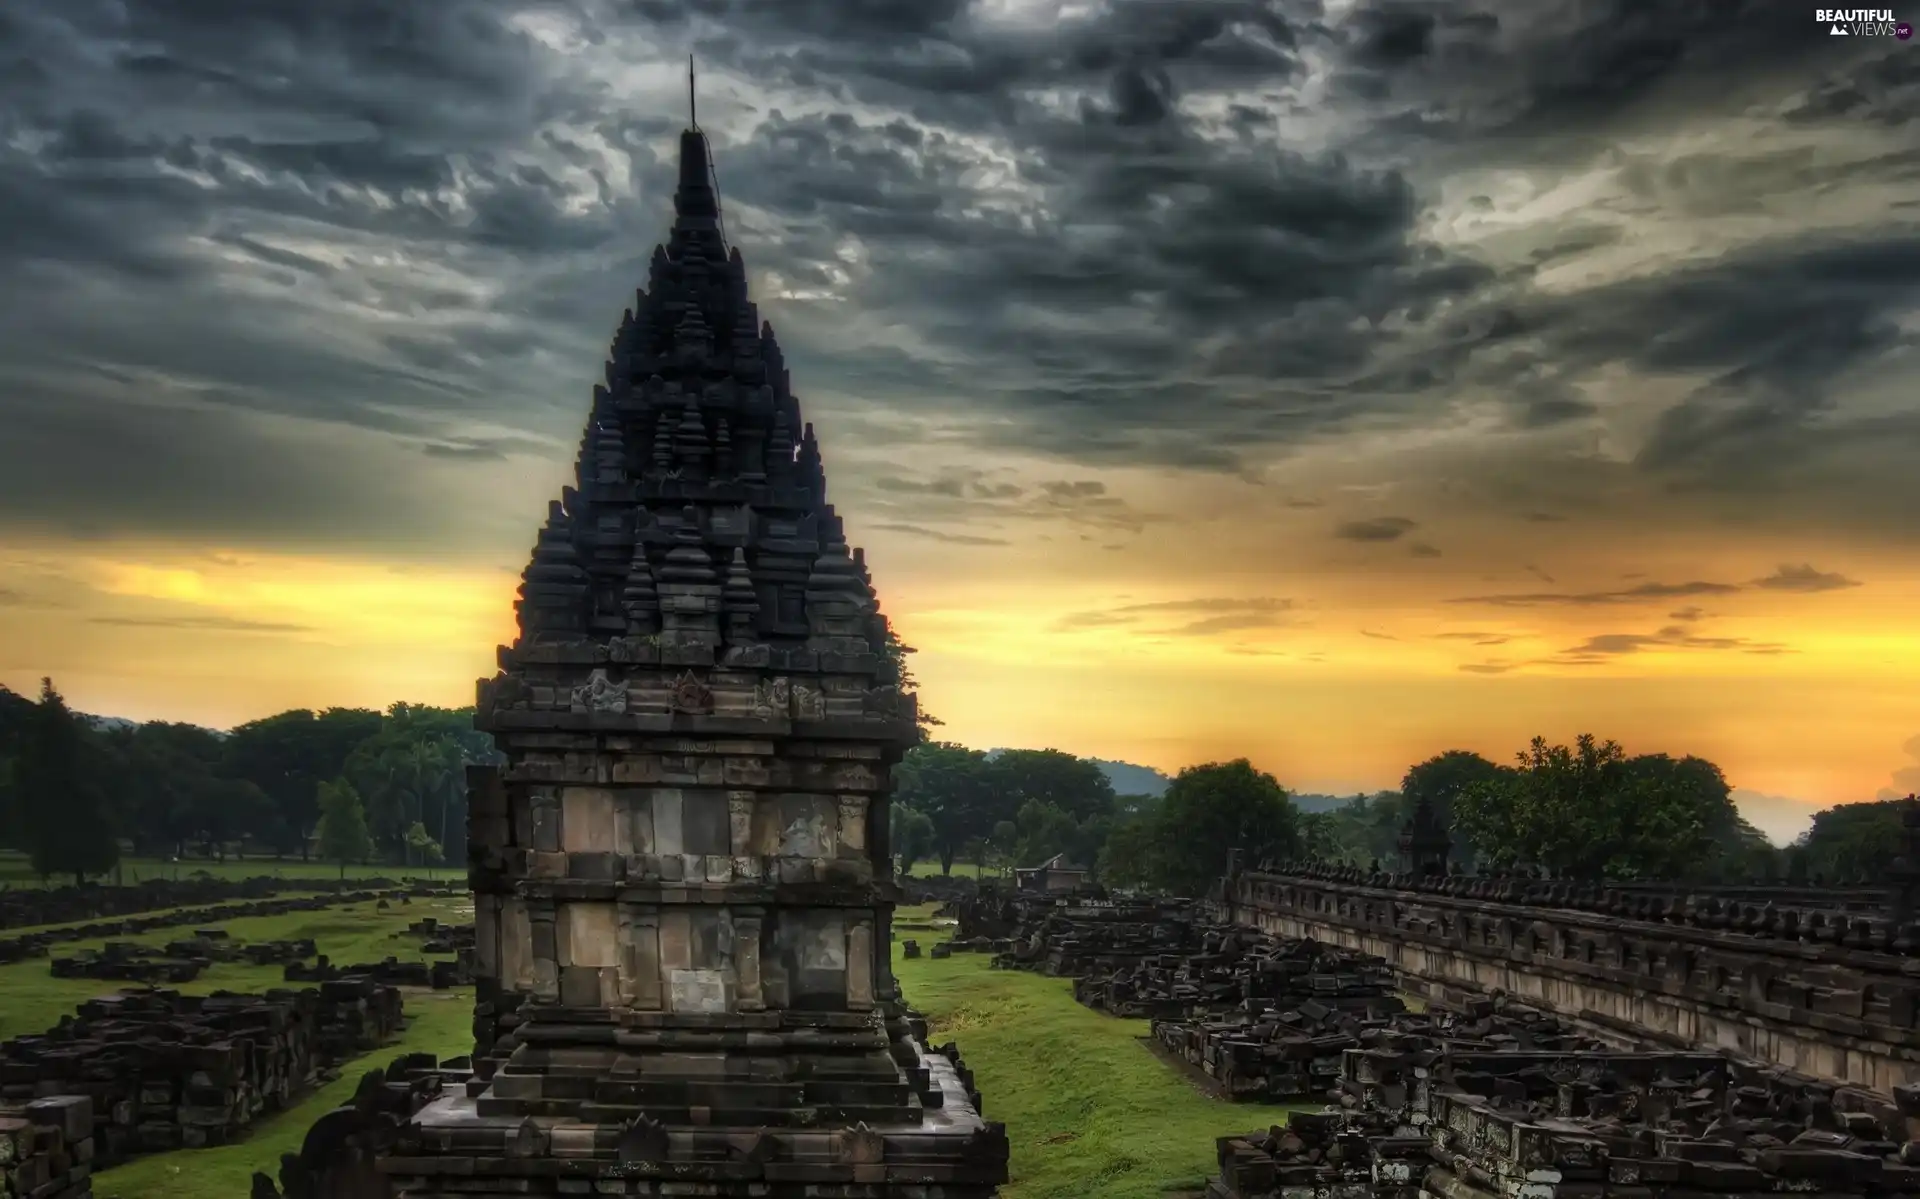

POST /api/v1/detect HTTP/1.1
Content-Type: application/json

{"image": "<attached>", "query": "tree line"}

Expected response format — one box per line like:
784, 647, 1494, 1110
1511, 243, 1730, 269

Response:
2, 674, 1895, 893
0, 679, 502, 883
893, 735, 1899, 892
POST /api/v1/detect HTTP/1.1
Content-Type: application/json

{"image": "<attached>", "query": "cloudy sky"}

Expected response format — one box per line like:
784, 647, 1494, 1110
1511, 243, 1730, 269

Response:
1, 0, 1915, 837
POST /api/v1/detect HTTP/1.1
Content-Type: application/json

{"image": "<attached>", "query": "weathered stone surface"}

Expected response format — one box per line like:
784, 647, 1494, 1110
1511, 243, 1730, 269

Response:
1221, 858, 1920, 1095
1205, 1018, 1920, 1199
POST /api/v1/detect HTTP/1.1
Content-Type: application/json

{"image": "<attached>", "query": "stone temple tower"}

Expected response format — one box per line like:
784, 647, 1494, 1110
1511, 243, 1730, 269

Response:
391, 125, 1009, 1196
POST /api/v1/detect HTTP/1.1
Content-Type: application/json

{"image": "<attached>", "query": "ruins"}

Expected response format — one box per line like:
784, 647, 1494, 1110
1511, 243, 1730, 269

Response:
315, 119, 1010, 1196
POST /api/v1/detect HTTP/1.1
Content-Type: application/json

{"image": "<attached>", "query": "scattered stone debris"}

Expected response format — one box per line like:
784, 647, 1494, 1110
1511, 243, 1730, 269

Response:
1207, 1036, 1920, 1199
0, 883, 458, 966
0, 983, 404, 1169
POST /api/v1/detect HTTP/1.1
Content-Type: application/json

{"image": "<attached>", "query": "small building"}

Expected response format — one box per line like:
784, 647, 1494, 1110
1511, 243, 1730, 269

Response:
1014, 852, 1090, 894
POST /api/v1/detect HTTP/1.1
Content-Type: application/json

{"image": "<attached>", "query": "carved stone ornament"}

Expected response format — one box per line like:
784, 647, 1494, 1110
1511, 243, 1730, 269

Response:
671, 669, 714, 714
570, 667, 627, 715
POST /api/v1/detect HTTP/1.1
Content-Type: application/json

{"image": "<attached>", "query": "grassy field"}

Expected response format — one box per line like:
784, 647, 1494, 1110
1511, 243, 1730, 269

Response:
903, 859, 1000, 880
7, 892, 1281, 1199
891, 904, 1292, 1199
0, 894, 473, 1040
0, 851, 452, 888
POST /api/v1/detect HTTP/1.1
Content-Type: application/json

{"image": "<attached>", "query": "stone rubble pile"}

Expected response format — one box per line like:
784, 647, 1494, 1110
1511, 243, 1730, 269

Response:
0, 1095, 95, 1199
1160, 994, 1608, 1105
399, 917, 474, 958
0, 983, 405, 1168
1208, 1026, 1920, 1199
251, 1053, 469, 1199
284, 954, 471, 991
46, 930, 321, 984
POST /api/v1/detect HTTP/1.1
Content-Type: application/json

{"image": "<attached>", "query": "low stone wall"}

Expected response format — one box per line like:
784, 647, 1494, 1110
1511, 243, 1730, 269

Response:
0, 983, 404, 1168
0, 1095, 95, 1199
1224, 866, 1920, 1094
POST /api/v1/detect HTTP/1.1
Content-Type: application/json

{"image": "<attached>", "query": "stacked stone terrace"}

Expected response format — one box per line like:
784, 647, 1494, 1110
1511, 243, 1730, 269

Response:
1208, 1024, 1920, 1199
1224, 803, 1920, 1095
378, 123, 1008, 1197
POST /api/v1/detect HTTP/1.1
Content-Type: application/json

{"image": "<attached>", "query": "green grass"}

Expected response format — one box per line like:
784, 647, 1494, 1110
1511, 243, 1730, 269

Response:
36, 895, 1281, 1199
904, 859, 1000, 879
891, 905, 1294, 1199
0, 851, 450, 889
91, 987, 474, 1199
0, 894, 473, 1040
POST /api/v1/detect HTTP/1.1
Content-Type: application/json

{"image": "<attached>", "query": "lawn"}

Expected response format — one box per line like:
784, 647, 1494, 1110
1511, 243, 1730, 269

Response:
891, 904, 1294, 1199
20, 895, 1281, 1199
0, 894, 474, 1040
0, 851, 453, 889
904, 859, 1000, 880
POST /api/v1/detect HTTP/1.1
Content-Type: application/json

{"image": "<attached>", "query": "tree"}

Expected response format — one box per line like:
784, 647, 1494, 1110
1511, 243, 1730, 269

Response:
892, 804, 936, 875
1401, 750, 1508, 867
0, 684, 42, 849
405, 820, 445, 873
17, 679, 119, 885
877, 617, 942, 740
1453, 735, 1742, 881
893, 742, 1001, 873
1010, 800, 1082, 868
990, 749, 1116, 822
1098, 814, 1162, 888
186, 776, 274, 861
316, 779, 374, 879
224, 707, 385, 858
1148, 760, 1300, 896
1798, 798, 1908, 883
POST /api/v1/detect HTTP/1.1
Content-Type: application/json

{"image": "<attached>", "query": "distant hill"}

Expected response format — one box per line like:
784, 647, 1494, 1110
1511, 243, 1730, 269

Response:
1090, 758, 1172, 798
1291, 792, 1371, 814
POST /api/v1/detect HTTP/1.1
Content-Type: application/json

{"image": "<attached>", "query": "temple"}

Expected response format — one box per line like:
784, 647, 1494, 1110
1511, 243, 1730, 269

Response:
381, 123, 1009, 1197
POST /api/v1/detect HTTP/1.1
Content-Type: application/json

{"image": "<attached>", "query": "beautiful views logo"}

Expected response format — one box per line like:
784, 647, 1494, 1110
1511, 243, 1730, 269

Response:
1815, 7, 1913, 34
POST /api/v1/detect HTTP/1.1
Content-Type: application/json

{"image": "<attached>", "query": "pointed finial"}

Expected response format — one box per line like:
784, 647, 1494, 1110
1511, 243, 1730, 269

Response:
689, 55, 697, 131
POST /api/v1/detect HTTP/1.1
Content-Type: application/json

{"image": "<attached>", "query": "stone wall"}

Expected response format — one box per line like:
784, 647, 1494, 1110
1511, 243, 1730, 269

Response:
1223, 865, 1920, 1095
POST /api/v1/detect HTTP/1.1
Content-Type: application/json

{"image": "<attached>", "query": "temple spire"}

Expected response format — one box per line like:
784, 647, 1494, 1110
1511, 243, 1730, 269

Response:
688, 54, 697, 131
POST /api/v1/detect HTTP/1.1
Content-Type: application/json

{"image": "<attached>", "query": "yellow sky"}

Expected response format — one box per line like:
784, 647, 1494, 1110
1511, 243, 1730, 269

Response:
4, 504, 1916, 820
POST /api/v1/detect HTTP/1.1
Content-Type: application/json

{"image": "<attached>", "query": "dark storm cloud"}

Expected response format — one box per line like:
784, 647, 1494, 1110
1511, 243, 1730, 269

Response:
1335, 517, 1418, 542
1753, 564, 1862, 593
0, 0, 1910, 555
1327, 0, 1834, 143
1052, 596, 1297, 636
869, 523, 1010, 547
1552, 626, 1789, 661
1450, 580, 1741, 608
89, 615, 313, 634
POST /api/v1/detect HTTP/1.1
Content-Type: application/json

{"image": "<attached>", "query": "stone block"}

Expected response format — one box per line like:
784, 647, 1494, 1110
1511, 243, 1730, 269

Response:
668, 968, 730, 1013
560, 787, 618, 853
651, 790, 685, 856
